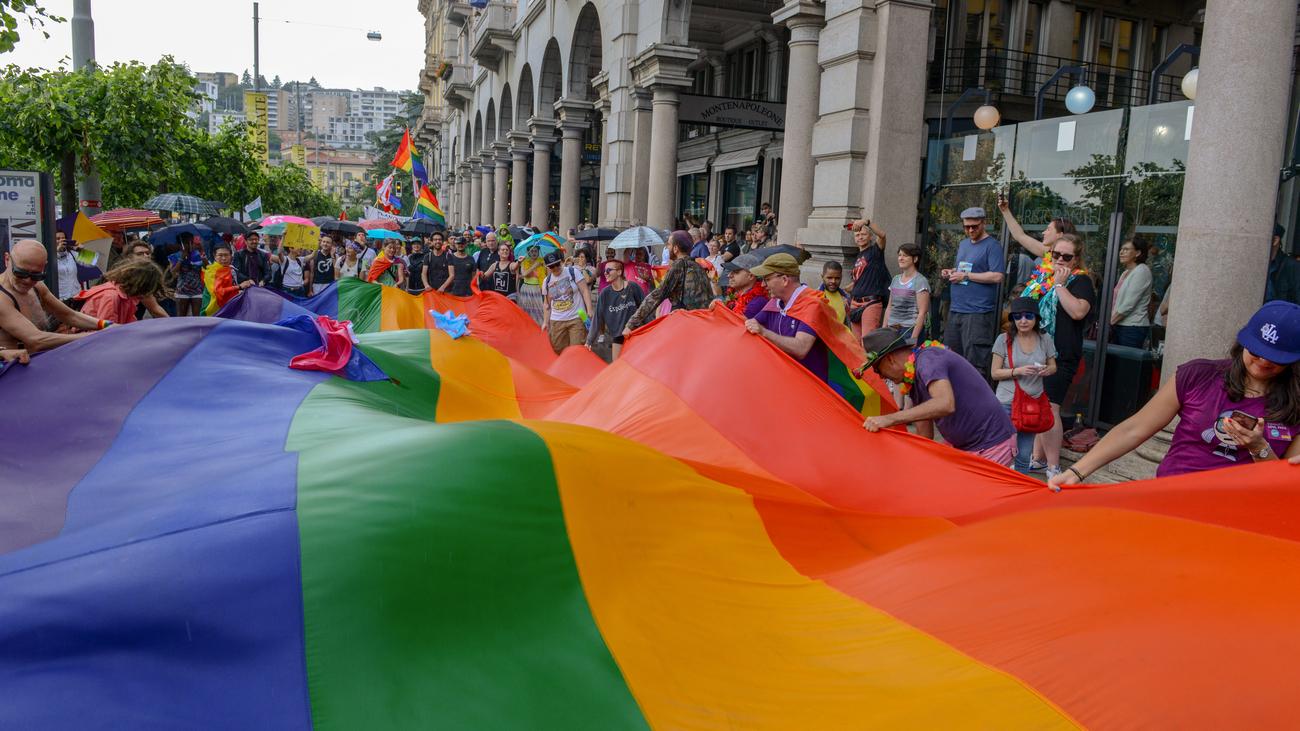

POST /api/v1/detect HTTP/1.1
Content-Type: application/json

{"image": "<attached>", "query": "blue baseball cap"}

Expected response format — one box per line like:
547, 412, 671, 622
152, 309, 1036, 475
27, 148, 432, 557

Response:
960, 206, 986, 219
1238, 300, 1300, 365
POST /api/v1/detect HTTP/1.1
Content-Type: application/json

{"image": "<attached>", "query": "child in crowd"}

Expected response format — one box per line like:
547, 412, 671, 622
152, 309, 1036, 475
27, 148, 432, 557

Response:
818, 260, 849, 325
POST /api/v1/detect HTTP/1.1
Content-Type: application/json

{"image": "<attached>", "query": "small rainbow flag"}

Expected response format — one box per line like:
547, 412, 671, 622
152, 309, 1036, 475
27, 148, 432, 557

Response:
390, 128, 428, 189
414, 184, 445, 224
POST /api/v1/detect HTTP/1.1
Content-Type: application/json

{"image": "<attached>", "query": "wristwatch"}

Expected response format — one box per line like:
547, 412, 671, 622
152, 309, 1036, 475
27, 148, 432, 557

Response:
1255, 445, 1272, 460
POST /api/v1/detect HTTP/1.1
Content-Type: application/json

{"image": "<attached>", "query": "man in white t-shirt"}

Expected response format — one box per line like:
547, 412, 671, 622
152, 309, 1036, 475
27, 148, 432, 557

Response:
541, 249, 592, 355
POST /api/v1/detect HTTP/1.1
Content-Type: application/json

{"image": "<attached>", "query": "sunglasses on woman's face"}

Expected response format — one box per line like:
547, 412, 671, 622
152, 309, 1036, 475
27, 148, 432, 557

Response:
10, 266, 45, 281
1054, 253, 1075, 262
1011, 312, 1037, 321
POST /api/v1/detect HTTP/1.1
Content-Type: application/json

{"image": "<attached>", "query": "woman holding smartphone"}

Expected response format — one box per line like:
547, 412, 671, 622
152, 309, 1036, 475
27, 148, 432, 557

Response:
1050, 301, 1300, 487
991, 297, 1057, 474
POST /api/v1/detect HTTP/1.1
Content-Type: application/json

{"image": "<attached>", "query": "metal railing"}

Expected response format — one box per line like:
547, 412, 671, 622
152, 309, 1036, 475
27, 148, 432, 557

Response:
929, 47, 1184, 111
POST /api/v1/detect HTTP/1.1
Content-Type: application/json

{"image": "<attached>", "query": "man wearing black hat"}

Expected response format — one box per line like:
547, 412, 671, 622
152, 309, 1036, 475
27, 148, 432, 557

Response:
541, 249, 592, 354
1268, 224, 1299, 305
860, 327, 1015, 466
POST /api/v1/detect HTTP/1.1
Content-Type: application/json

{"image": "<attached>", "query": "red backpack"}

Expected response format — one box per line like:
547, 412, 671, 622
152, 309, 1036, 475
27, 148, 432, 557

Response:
1006, 333, 1055, 434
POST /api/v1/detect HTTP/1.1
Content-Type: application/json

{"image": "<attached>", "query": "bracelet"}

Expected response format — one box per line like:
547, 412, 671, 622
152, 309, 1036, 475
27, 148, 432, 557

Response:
1066, 466, 1086, 482
96, 319, 112, 330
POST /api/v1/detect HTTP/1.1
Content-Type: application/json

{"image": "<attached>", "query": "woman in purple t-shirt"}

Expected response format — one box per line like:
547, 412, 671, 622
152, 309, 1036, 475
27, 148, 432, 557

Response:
1051, 301, 1300, 487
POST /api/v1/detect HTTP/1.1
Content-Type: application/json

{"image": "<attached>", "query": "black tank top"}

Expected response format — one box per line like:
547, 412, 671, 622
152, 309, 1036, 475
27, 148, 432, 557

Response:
313, 253, 336, 285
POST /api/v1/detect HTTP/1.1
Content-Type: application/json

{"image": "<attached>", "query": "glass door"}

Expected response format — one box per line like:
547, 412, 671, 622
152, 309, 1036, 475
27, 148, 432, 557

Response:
1092, 100, 1192, 425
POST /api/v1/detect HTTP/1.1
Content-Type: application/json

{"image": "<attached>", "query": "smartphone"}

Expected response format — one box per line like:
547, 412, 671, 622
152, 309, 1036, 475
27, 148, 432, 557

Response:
1229, 410, 1259, 430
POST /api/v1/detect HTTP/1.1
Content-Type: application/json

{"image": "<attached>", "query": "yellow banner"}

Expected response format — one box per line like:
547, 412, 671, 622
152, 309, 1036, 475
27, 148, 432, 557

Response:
244, 91, 269, 163
291, 144, 306, 168
311, 167, 326, 189
282, 222, 321, 251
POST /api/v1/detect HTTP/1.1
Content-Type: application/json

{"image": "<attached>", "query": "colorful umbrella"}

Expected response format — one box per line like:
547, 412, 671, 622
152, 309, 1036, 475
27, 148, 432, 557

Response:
514, 231, 564, 258
90, 209, 164, 232
259, 215, 316, 228
359, 218, 401, 232
364, 229, 404, 241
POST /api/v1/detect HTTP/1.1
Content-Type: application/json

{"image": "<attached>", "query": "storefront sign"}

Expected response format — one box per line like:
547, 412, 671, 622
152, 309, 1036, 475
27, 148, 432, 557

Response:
678, 94, 785, 132
291, 144, 307, 168
0, 169, 55, 281
244, 91, 269, 163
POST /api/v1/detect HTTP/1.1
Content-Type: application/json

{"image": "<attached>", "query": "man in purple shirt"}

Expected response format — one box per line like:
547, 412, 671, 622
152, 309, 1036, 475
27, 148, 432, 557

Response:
860, 327, 1015, 466
744, 253, 829, 383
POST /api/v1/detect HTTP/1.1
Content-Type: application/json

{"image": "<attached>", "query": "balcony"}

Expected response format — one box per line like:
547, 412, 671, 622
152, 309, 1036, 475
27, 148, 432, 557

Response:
445, 1, 473, 26
470, 1, 516, 72
440, 62, 473, 111
929, 48, 1185, 114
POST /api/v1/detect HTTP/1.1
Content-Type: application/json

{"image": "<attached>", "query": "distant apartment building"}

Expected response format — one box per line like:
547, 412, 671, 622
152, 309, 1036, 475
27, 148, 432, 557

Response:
197, 72, 409, 151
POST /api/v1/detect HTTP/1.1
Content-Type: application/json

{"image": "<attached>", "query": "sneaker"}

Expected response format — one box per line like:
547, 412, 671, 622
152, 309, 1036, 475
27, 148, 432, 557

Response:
1044, 466, 1061, 482
1028, 459, 1048, 473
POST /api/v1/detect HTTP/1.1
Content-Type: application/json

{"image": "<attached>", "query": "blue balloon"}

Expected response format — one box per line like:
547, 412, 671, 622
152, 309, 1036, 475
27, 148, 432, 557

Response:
1065, 85, 1096, 115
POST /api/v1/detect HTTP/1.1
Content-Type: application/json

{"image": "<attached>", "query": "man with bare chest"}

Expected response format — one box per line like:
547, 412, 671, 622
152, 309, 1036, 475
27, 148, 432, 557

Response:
0, 240, 105, 354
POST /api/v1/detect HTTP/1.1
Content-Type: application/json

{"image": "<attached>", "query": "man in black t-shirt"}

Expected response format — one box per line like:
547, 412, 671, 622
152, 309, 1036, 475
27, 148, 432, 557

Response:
421, 233, 449, 292
447, 237, 477, 296
309, 236, 336, 295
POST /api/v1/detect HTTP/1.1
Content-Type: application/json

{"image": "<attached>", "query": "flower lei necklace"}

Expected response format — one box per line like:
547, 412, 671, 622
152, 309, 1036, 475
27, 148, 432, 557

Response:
1022, 252, 1056, 298
898, 340, 947, 396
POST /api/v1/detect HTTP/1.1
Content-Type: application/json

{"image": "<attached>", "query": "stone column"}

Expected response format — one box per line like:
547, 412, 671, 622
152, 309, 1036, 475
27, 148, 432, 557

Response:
529, 118, 555, 228
460, 164, 473, 228
761, 29, 785, 102
632, 44, 698, 230
492, 141, 510, 226
1042, 1, 1076, 60
773, 1, 825, 243
859, 1, 931, 257
555, 99, 593, 235
480, 148, 496, 225
797, 0, 930, 283
1164, 0, 1294, 375
509, 131, 530, 225
629, 89, 653, 225
468, 159, 482, 227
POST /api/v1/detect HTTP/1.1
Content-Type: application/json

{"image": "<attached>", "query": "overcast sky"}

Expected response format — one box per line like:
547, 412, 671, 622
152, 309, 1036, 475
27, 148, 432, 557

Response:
4, 0, 426, 91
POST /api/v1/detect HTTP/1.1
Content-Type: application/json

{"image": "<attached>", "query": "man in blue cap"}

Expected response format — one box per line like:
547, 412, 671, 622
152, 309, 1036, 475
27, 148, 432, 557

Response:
941, 206, 1004, 382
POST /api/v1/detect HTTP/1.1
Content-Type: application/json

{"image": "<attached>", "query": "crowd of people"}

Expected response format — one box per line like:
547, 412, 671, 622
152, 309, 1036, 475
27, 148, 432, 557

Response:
3, 202, 1299, 485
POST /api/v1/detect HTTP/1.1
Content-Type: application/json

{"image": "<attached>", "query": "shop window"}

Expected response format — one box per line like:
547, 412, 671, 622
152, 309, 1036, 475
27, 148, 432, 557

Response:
721, 167, 758, 234
678, 173, 709, 223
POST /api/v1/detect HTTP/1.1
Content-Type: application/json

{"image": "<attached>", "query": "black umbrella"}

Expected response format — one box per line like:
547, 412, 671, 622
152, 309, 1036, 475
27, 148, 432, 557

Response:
507, 225, 532, 241
400, 218, 445, 236
310, 216, 334, 226
572, 227, 620, 241
200, 216, 250, 235
724, 245, 812, 272
320, 219, 365, 236
142, 193, 221, 216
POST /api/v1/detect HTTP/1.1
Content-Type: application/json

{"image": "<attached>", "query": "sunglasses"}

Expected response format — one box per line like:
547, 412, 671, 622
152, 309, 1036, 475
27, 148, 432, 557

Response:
10, 266, 45, 281
1011, 312, 1037, 321
1054, 252, 1076, 262
963, 223, 982, 231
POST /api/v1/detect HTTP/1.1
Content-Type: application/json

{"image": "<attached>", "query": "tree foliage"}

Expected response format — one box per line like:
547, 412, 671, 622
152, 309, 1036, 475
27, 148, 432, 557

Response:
0, 58, 342, 215
0, 1, 63, 54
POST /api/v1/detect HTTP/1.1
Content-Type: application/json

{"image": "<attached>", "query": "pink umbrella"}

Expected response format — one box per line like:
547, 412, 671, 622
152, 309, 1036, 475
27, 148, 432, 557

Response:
359, 218, 401, 232
258, 214, 315, 228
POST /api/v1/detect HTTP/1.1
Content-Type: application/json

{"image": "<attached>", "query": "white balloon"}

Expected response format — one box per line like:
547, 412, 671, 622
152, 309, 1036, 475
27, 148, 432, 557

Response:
1181, 68, 1198, 101
973, 105, 1001, 131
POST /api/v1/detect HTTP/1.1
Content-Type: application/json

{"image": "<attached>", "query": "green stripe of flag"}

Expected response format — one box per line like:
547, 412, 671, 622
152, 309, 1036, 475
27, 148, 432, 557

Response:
285, 330, 646, 730
336, 277, 384, 334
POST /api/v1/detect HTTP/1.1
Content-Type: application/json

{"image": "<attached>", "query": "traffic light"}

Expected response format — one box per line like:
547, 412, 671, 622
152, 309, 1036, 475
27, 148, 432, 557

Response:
395, 180, 403, 198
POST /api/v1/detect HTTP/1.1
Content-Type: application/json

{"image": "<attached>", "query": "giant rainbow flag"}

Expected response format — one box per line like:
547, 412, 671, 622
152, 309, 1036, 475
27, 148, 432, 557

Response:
3, 279, 1300, 728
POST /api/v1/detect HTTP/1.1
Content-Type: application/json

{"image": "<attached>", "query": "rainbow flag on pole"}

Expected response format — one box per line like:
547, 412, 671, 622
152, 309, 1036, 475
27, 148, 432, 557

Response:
414, 184, 445, 224
390, 127, 427, 190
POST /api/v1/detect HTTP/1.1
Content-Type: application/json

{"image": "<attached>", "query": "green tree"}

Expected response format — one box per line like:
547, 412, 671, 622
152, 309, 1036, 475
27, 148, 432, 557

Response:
0, 1, 63, 54
261, 163, 338, 217
0, 57, 200, 209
